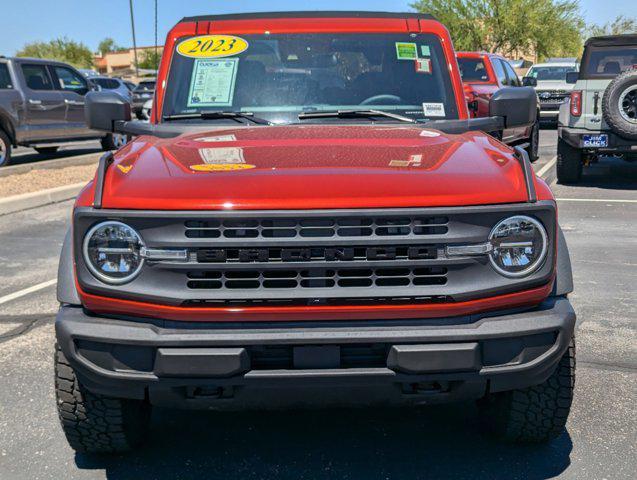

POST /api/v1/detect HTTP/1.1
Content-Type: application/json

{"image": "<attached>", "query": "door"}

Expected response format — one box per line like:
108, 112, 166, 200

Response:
50, 65, 95, 138
502, 60, 530, 141
18, 63, 66, 142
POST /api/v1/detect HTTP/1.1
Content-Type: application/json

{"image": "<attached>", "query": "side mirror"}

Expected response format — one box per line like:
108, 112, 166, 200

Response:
85, 91, 131, 132
522, 76, 537, 87
565, 72, 579, 84
489, 87, 537, 129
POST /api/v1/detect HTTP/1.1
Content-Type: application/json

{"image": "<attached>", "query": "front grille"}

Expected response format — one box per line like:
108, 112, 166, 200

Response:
249, 344, 389, 369
186, 266, 448, 290
185, 215, 449, 239
74, 204, 557, 307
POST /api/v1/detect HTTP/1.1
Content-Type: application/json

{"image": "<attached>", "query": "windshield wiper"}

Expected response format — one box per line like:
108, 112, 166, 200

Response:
298, 109, 416, 123
163, 111, 271, 125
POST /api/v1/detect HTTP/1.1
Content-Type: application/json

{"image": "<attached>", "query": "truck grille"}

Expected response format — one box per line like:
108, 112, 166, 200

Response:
73, 204, 557, 308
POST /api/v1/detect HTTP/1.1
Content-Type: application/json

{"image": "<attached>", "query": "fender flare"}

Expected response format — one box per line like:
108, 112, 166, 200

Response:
57, 229, 81, 305
553, 226, 574, 296
0, 108, 17, 144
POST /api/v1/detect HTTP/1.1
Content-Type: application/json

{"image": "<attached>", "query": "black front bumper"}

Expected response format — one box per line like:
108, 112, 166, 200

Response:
56, 297, 575, 409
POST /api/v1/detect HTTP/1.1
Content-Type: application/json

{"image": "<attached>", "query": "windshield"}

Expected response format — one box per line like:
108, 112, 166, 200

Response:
162, 33, 458, 123
582, 46, 637, 77
94, 78, 121, 89
457, 57, 490, 82
527, 65, 577, 81
136, 81, 156, 91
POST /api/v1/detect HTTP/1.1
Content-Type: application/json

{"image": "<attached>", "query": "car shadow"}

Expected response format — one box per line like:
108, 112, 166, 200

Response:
577, 158, 637, 190
9, 147, 102, 166
75, 403, 572, 480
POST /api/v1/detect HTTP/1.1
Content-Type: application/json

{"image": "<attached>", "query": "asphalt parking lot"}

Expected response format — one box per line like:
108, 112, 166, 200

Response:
0, 130, 635, 479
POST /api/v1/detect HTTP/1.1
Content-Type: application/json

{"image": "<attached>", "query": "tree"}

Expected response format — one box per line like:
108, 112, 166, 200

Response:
588, 15, 637, 37
97, 37, 126, 55
135, 49, 161, 71
411, 0, 584, 61
16, 38, 94, 68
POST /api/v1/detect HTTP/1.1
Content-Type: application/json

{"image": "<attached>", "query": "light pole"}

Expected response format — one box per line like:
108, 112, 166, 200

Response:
129, 0, 139, 77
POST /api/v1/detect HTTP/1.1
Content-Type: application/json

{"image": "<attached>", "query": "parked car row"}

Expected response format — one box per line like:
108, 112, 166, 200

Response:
0, 55, 158, 166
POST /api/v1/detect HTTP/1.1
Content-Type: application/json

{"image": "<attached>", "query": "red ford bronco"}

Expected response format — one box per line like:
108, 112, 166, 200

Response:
54, 12, 575, 453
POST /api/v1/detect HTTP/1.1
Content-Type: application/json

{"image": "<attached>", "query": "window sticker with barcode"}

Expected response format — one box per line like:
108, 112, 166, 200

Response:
187, 58, 238, 107
422, 102, 446, 117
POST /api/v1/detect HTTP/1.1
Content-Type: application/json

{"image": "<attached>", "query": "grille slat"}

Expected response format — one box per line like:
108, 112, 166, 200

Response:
185, 215, 449, 239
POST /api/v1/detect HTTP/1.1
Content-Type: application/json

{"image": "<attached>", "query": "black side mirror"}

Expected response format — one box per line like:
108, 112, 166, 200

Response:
85, 91, 131, 132
522, 76, 537, 87
489, 87, 537, 129
565, 72, 579, 84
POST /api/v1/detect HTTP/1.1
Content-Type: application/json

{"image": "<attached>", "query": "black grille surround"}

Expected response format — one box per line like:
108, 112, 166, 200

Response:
73, 202, 557, 308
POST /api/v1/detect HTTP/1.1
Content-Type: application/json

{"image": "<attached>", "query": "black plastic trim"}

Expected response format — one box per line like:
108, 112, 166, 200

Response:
181, 11, 436, 22
93, 152, 114, 209
514, 146, 537, 203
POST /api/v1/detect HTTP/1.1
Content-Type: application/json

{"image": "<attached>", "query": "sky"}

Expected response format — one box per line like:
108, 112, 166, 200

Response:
0, 0, 632, 55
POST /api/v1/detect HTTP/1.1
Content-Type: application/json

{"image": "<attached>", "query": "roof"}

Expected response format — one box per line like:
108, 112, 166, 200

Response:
584, 34, 637, 48
531, 62, 578, 67
0, 56, 71, 65
181, 11, 436, 22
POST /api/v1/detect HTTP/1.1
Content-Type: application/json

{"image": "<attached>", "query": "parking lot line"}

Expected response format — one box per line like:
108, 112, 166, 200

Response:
556, 198, 637, 203
536, 156, 557, 179
0, 279, 57, 306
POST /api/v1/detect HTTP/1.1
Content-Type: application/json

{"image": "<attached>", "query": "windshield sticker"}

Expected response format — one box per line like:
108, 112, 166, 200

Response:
423, 102, 446, 117
415, 58, 432, 74
194, 134, 237, 143
187, 58, 238, 107
389, 155, 423, 168
420, 45, 431, 57
395, 42, 417, 60
177, 35, 249, 58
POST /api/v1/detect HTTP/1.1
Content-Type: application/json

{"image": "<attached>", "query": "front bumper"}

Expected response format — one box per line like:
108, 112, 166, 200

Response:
56, 297, 575, 409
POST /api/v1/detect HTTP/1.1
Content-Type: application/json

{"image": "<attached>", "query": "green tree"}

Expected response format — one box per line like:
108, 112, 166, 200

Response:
16, 37, 94, 68
588, 15, 637, 37
135, 49, 161, 70
97, 37, 126, 55
411, 0, 584, 60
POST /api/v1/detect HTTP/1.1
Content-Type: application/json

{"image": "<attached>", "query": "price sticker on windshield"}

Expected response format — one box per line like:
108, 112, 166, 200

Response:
177, 35, 249, 58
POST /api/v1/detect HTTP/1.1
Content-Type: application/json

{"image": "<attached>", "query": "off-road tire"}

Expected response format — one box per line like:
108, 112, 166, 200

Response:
525, 118, 540, 162
0, 129, 12, 167
34, 146, 59, 155
602, 68, 637, 140
100, 133, 130, 151
482, 338, 575, 443
54, 344, 150, 453
557, 137, 582, 184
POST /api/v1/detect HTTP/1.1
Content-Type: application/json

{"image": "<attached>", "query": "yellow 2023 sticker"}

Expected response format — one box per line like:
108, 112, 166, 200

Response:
190, 163, 255, 172
177, 35, 249, 58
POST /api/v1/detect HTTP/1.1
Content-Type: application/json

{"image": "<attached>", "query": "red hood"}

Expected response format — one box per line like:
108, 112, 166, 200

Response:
99, 125, 531, 210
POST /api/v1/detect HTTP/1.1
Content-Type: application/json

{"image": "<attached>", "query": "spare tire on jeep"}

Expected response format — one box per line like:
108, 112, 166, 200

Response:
602, 68, 637, 140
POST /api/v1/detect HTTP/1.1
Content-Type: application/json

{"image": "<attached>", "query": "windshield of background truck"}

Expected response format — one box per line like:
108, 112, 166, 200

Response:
457, 57, 490, 82
582, 46, 637, 77
162, 33, 459, 123
527, 65, 577, 81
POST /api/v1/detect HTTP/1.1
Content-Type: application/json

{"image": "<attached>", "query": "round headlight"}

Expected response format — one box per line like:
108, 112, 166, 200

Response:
488, 215, 548, 278
83, 221, 144, 284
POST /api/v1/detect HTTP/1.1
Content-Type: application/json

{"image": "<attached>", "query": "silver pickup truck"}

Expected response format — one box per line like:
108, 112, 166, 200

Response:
0, 56, 126, 167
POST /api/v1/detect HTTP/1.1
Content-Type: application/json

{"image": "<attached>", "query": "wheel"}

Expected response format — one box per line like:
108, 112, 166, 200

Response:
601, 68, 637, 140
54, 344, 150, 453
101, 133, 130, 151
481, 337, 575, 443
34, 146, 59, 155
525, 118, 540, 162
0, 129, 12, 167
557, 137, 582, 184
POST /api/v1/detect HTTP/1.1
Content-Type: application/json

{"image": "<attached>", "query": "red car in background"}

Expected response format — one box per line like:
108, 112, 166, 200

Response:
457, 51, 540, 161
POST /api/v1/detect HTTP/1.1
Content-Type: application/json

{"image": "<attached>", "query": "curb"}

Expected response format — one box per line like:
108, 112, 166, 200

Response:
0, 182, 86, 216
0, 152, 100, 178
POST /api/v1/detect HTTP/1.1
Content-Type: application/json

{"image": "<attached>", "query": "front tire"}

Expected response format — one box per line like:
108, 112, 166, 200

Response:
481, 338, 575, 443
0, 129, 12, 167
557, 138, 582, 184
101, 133, 129, 151
54, 344, 150, 453
525, 119, 540, 162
